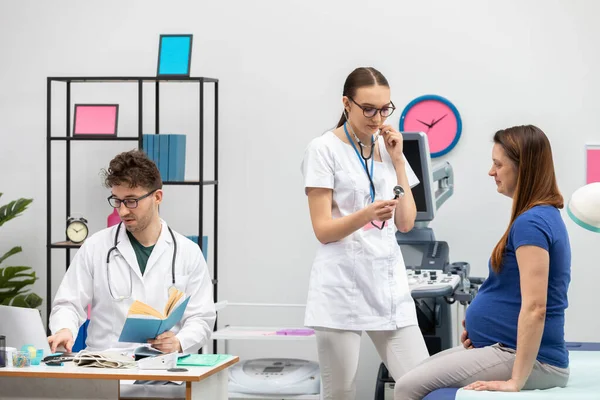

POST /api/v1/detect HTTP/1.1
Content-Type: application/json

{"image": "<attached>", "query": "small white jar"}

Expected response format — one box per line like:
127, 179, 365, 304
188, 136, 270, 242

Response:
4, 347, 17, 367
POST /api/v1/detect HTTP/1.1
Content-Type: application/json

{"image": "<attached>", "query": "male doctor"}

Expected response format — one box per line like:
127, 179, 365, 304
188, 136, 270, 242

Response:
48, 149, 216, 353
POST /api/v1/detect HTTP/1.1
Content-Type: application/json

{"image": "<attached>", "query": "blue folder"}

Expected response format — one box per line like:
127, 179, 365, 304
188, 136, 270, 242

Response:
142, 134, 148, 155
177, 135, 186, 180
185, 235, 208, 261
202, 235, 208, 261
143, 134, 155, 163
152, 134, 160, 168
158, 134, 170, 181
118, 296, 190, 343
168, 134, 186, 181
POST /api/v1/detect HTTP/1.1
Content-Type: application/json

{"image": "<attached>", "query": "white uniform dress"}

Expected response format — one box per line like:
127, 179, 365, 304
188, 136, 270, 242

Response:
301, 130, 420, 331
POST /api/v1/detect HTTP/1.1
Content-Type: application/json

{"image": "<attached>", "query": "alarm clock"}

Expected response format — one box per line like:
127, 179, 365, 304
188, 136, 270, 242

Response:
399, 95, 462, 158
66, 217, 89, 244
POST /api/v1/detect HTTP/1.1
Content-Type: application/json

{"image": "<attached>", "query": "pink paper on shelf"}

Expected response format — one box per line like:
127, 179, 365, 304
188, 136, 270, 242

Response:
276, 329, 315, 336
74, 105, 117, 135
587, 147, 600, 184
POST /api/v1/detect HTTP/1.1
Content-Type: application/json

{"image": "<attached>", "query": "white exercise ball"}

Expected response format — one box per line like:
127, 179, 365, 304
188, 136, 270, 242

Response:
567, 182, 600, 233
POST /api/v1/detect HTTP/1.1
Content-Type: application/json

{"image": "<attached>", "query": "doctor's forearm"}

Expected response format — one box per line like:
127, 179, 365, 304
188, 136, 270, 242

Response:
176, 324, 210, 352
49, 307, 81, 340
313, 209, 371, 244
394, 162, 417, 232
176, 311, 216, 352
512, 307, 546, 388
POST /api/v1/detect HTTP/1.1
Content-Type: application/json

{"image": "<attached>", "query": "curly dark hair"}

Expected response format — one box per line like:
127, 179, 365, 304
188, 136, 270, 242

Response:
102, 149, 162, 190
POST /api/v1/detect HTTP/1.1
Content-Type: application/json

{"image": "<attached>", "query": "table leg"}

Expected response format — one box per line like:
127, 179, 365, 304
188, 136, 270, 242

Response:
0, 376, 118, 400
188, 368, 228, 400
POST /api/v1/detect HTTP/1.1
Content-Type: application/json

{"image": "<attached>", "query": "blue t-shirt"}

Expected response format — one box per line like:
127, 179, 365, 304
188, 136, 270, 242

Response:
465, 205, 571, 368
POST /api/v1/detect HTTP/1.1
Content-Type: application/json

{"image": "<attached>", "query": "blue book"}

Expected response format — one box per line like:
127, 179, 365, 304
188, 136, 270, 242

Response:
158, 134, 170, 181
185, 235, 208, 261
177, 135, 186, 181
168, 135, 185, 181
143, 134, 155, 163
202, 236, 208, 261
186, 235, 198, 245
152, 134, 160, 169
142, 134, 148, 155
118, 293, 190, 343
167, 135, 175, 181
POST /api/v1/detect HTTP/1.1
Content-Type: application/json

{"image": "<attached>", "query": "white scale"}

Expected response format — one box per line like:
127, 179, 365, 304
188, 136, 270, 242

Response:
407, 269, 461, 299
229, 358, 320, 395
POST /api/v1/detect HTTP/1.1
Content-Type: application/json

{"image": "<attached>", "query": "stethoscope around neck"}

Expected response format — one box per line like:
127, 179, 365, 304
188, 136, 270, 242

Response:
344, 119, 378, 202
105, 221, 177, 301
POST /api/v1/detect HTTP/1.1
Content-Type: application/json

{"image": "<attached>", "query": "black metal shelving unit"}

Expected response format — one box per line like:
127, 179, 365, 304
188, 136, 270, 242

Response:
46, 77, 219, 350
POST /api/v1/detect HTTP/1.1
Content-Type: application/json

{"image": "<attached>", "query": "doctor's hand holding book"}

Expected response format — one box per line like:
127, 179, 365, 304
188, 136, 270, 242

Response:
120, 287, 190, 353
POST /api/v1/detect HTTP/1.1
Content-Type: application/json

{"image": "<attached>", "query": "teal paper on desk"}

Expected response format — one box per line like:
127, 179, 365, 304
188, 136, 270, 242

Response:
177, 354, 232, 367
118, 296, 190, 343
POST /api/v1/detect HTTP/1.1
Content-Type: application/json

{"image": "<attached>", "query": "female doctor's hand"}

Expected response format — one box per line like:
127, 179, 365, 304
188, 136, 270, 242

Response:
47, 328, 74, 353
379, 124, 404, 165
148, 330, 182, 353
365, 199, 398, 222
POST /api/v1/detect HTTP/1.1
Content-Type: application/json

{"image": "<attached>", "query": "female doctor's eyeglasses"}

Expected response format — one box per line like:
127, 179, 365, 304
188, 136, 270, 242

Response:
107, 189, 158, 209
348, 97, 396, 118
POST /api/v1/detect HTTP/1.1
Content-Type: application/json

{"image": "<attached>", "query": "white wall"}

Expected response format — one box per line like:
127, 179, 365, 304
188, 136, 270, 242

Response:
1, 0, 599, 397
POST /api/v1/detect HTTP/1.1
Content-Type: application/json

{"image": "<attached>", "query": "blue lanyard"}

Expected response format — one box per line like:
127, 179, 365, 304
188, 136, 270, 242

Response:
344, 122, 375, 202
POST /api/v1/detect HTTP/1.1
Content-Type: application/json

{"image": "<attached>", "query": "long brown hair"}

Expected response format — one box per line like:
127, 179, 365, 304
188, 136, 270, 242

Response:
490, 125, 563, 273
336, 67, 389, 128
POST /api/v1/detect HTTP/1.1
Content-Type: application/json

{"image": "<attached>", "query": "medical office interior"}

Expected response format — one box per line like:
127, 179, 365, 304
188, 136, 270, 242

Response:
1, 0, 600, 399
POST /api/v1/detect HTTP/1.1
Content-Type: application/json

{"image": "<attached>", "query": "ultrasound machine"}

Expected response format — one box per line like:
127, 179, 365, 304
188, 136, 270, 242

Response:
374, 132, 483, 400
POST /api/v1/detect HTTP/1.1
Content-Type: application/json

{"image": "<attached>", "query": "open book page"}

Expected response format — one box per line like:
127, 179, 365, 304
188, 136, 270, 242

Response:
127, 301, 164, 319
126, 287, 185, 320
163, 287, 185, 317
119, 289, 189, 343
158, 296, 191, 334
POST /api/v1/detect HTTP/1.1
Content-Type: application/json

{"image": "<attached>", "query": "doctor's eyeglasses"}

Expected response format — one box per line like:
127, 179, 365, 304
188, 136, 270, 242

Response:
348, 97, 396, 118
107, 189, 158, 209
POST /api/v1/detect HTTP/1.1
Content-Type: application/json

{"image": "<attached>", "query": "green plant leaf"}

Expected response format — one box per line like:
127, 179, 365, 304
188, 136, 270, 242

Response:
0, 246, 21, 264
0, 193, 40, 309
0, 197, 33, 227
4, 293, 43, 309
0, 266, 37, 305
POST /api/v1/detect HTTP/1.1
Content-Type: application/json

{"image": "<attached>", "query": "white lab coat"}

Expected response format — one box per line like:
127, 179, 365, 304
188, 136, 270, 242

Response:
301, 131, 419, 330
50, 219, 216, 352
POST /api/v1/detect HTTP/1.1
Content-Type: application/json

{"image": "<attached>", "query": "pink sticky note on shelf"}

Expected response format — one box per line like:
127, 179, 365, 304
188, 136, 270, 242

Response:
73, 104, 118, 136
586, 146, 600, 184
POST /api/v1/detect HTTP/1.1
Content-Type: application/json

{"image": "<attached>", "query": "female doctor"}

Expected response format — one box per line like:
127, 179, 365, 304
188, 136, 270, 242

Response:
301, 67, 429, 399
48, 150, 216, 353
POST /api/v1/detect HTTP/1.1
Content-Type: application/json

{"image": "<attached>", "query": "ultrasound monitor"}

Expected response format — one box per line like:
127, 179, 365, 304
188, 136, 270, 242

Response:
402, 132, 435, 222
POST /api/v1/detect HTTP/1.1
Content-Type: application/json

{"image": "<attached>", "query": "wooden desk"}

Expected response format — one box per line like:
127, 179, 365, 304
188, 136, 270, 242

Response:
0, 355, 238, 400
